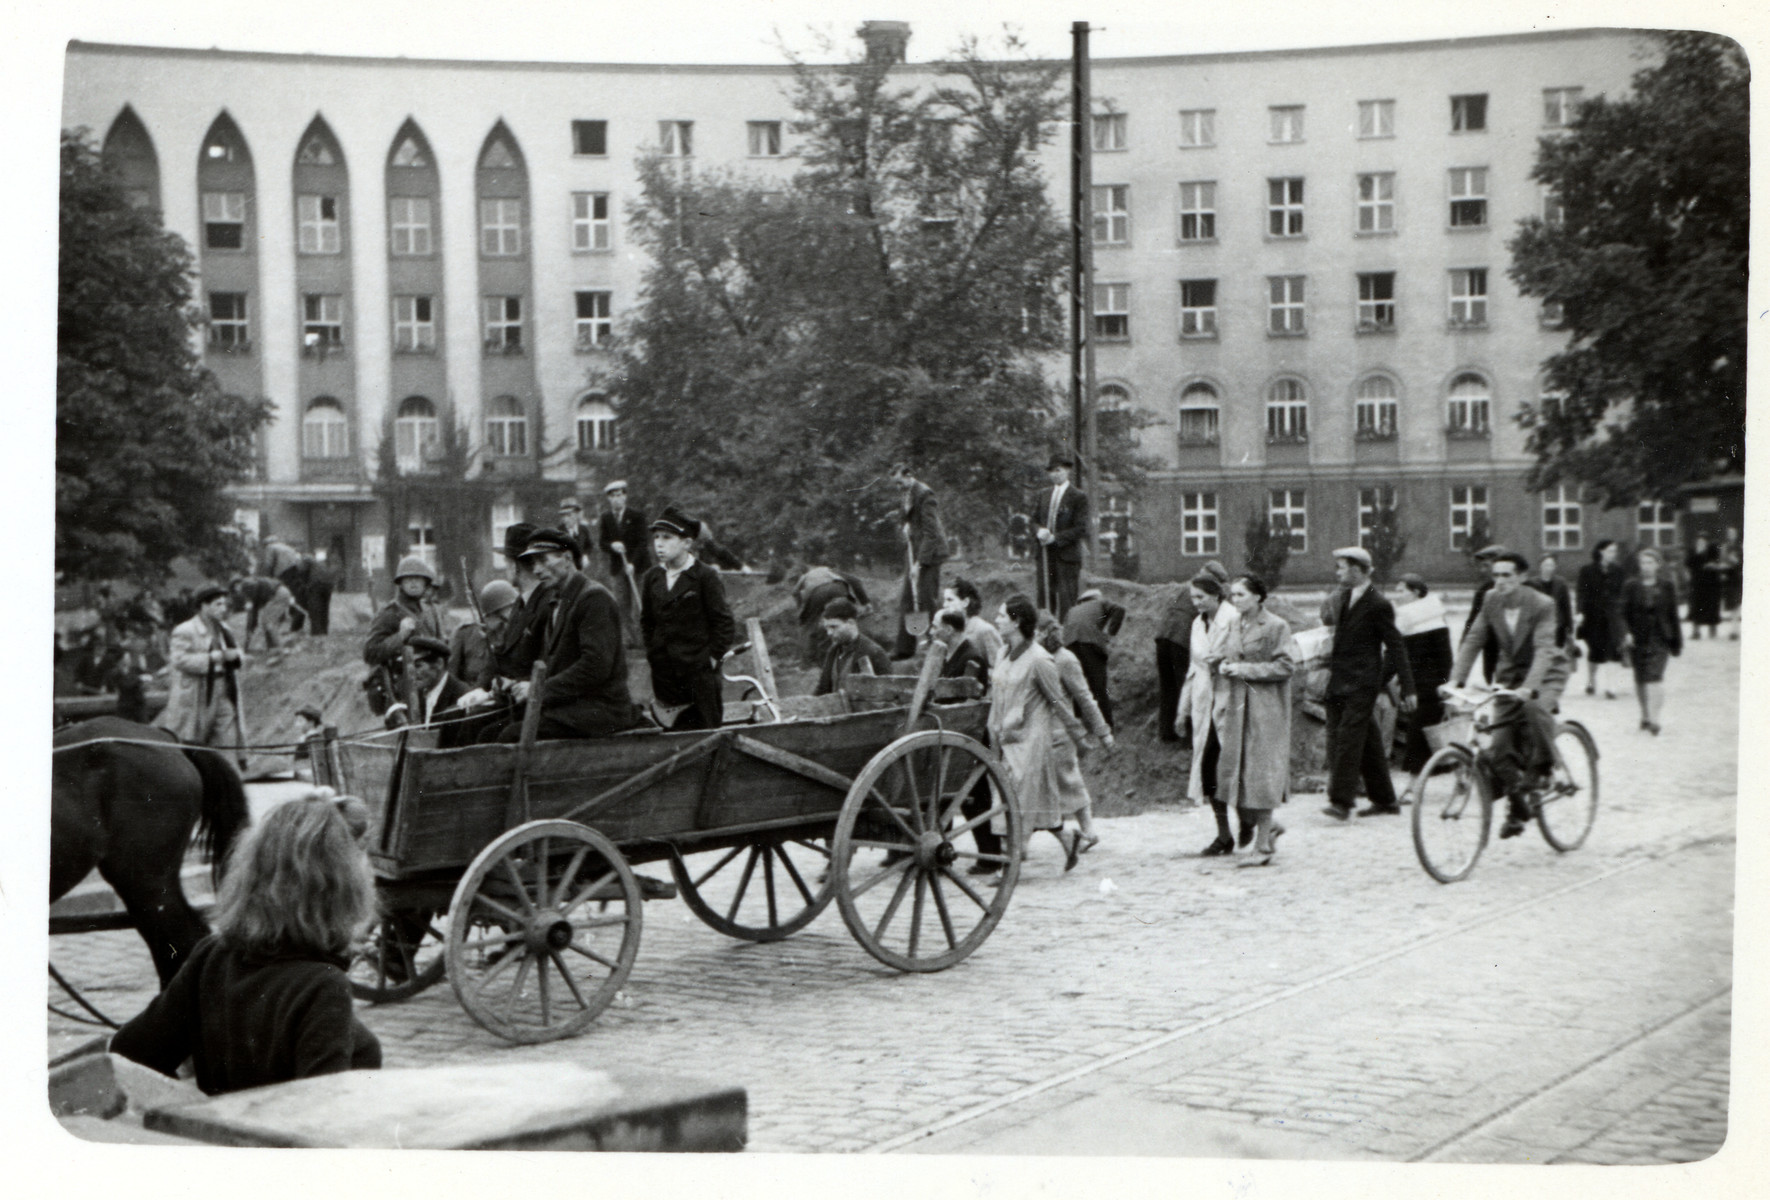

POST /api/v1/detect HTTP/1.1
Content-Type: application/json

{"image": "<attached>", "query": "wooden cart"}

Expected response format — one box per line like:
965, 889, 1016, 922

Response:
311, 648, 1023, 1044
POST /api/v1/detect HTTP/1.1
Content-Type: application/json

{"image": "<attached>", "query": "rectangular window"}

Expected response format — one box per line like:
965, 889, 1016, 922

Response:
302, 294, 343, 349
1181, 493, 1219, 556
659, 120, 693, 157
1267, 276, 1305, 335
303, 409, 350, 460
1637, 501, 1679, 548
1449, 268, 1489, 326
1542, 485, 1583, 550
571, 192, 611, 251
1449, 167, 1489, 227
1266, 388, 1309, 442
572, 120, 608, 156
1179, 108, 1215, 148
480, 199, 522, 256
1091, 185, 1129, 244
392, 296, 435, 353
1179, 279, 1217, 338
1178, 181, 1216, 241
483, 296, 523, 351
1355, 386, 1399, 439
747, 121, 782, 157
202, 191, 246, 250
1178, 396, 1220, 445
389, 197, 432, 256
297, 195, 341, 255
406, 517, 438, 569
1358, 272, 1396, 331
1267, 177, 1304, 237
207, 292, 249, 349
1092, 283, 1130, 341
577, 407, 616, 452
1358, 486, 1397, 550
1269, 489, 1308, 552
1268, 105, 1304, 143
1543, 87, 1584, 128
1358, 99, 1395, 138
574, 290, 613, 349
1092, 113, 1127, 151
1450, 485, 1490, 550
1357, 172, 1395, 233
1451, 93, 1488, 132
1449, 390, 1491, 435
1540, 300, 1565, 329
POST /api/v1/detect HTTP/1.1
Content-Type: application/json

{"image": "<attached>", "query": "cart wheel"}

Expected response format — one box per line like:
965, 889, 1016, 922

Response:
445, 819, 642, 1044
669, 836, 836, 942
349, 911, 447, 1003
832, 730, 1021, 972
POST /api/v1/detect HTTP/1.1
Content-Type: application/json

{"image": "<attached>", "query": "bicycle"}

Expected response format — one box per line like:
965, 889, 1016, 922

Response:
1410, 685, 1599, 883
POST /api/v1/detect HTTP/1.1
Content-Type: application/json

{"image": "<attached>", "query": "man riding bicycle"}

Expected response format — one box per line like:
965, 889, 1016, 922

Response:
1443, 551, 1571, 839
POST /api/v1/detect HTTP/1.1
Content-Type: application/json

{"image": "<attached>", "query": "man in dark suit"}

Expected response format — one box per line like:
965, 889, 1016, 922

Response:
890, 463, 950, 658
557, 495, 597, 566
383, 636, 476, 748
1030, 452, 1089, 620
597, 479, 652, 639
641, 506, 737, 730
1322, 546, 1417, 820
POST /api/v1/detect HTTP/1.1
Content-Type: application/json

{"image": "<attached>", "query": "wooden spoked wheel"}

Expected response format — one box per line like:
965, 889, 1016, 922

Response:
832, 730, 1021, 972
348, 911, 447, 1003
669, 836, 836, 942
445, 820, 642, 1044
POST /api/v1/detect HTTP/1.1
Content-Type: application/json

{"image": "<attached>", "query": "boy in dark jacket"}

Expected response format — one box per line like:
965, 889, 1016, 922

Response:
640, 507, 736, 730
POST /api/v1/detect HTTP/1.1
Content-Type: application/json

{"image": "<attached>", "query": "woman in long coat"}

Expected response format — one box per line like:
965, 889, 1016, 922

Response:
1576, 539, 1627, 698
1685, 534, 1724, 638
988, 594, 1088, 862
1178, 575, 1241, 853
1389, 574, 1455, 791
1620, 546, 1683, 735
1207, 575, 1296, 865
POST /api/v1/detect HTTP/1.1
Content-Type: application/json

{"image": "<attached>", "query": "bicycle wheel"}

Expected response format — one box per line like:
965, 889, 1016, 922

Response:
1538, 720, 1599, 852
1412, 746, 1491, 883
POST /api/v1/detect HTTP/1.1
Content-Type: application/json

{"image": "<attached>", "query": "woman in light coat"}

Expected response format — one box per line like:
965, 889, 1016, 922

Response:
988, 594, 1088, 862
1036, 612, 1114, 868
1177, 575, 1242, 854
1207, 575, 1296, 865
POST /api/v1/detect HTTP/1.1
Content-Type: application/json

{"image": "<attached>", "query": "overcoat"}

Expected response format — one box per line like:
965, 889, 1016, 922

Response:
1208, 608, 1296, 811
537, 571, 641, 736
1180, 606, 1236, 803
158, 613, 240, 744
987, 643, 1085, 830
901, 481, 951, 565
598, 507, 655, 577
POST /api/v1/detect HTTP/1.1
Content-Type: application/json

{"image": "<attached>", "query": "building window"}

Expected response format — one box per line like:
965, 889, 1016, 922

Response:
302, 399, 350, 459
1091, 185, 1129, 245
1449, 167, 1489, 228
1543, 87, 1584, 128
1451, 93, 1488, 132
572, 120, 607, 156
1178, 383, 1220, 446
1093, 283, 1130, 341
296, 195, 341, 255
576, 394, 617, 451
1542, 187, 1566, 227
1179, 108, 1215, 148
572, 192, 611, 252
483, 296, 523, 352
1268, 105, 1304, 143
1357, 272, 1396, 332
485, 396, 528, 457
747, 121, 782, 157
394, 396, 439, 473
406, 514, 437, 570
1267, 276, 1305, 335
1266, 378, 1309, 442
1358, 99, 1395, 138
1178, 181, 1216, 241
491, 501, 523, 552
1355, 375, 1399, 439
1449, 269, 1489, 327
659, 121, 693, 157
302, 294, 344, 351
1448, 373, 1492, 436
480, 198, 523, 256
574, 290, 613, 349
1269, 489, 1308, 552
1099, 495, 1135, 557
1450, 485, 1490, 550
1357, 172, 1395, 233
207, 292, 249, 350
201, 192, 246, 250
1181, 492, 1219, 556
1267, 177, 1304, 237
392, 296, 435, 353
1092, 113, 1127, 152
1637, 501, 1678, 547
1179, 279, 1217, 338
1359, 485, 1397, 549
1542, 485, 1583, 550
390, 197, 432, 256
391, 136, 428, 168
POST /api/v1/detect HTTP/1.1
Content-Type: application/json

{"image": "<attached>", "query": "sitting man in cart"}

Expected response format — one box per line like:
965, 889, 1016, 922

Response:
382, 636, 477, 748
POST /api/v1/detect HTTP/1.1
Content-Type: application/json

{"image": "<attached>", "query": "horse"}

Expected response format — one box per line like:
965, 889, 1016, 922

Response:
52, 717, 251, 986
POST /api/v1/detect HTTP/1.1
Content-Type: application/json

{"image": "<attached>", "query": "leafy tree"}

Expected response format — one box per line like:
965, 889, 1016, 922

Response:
1508, 32, 1747, 505
1243, 513, 1291, 589
58, 129, 269, 584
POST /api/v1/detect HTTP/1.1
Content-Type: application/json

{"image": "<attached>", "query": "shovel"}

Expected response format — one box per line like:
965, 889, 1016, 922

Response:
903, 543, 930, 638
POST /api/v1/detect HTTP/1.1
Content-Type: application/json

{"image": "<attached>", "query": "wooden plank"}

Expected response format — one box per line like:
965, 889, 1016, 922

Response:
842, 674, 983, 707
693, 741, 733, 831
556, 731, 729, 826
744, 617, 779, 702
728, 734, 855, 794
504, 661, 548, 830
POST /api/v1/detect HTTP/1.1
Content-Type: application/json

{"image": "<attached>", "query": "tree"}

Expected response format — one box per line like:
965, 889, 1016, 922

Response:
1508, 32, 1747, 505
1243, 514, 1291, 589
58, 129, 269, 584
612, 32, 1086, 566
1364, 492, 1407, 584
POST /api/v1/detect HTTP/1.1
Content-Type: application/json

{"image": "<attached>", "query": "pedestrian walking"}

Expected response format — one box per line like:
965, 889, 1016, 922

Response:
1526, 554, 1575, 649
1179, 575, 1242, 852
813, 598, 891, 696
1061, 586, 1126, 729
1718, 526, 1743, 638
1028, 453, 1089, 620
597, 480, 653, 640
941, 576, 1004, 668
1620, 546, 1683, 735
987, 594, 1090, 864
305, 548, 338, 636
1686, 534, 1724, 639
1390, 574, 1455, 798
158, 583, 244, 749
1320, 546, 1416, 821
890, 462, 950, 659
1209, 575, 1296, 865
362, 557, 448, 715
640, 507, 736, 731
1576, 539, 1628, 698
1036, 611, 1114, 869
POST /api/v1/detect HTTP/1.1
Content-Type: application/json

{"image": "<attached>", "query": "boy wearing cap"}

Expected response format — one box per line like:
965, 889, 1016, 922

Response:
1321, 546, 1416, 820
640, 507, 736, 730
362, 556, 449, 713
1029, 453, 1090, 620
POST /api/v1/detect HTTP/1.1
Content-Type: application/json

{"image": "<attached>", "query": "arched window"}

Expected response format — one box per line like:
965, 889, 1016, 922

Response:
1448, 372, 1491, 435
576, 394, 617, 452
1265, 377, 1309, 442
485, 395, 528, 457
1097, 383, 1130, 411
395, 396, 439, 471
1354, 375, 1399, 439
102, 106, 160, 211
1096, 382, 1138, 448
302, 398, 349, 459
1178, 383, 1220, 445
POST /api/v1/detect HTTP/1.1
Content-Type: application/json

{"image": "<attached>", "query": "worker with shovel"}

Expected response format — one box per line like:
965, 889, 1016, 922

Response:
597, 479, 652, 644
890, 462, 950, 660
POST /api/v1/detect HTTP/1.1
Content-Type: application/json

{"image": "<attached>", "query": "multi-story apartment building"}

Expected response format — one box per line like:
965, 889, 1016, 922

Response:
64, 26, 1689, 588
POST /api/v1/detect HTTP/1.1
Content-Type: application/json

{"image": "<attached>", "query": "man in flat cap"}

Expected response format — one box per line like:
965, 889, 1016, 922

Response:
641, 506, 736, 730
1321, 545, 1416, 821
1461, 543, 1509, 684
158, 583, 245, 748
557, 495, 596, 565
1029, 452, 1090, 620
597, 479, 652, 641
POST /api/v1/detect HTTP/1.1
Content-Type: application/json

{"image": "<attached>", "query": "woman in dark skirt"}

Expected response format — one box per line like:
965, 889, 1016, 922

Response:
1619, 547, 1683, 735
1389, 575, 1455, 795
1576, 539, 1627, 698
1686, 534, 1724, 639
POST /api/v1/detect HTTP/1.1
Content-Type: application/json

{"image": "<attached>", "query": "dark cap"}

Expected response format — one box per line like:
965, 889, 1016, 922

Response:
195, 583, 228, 606
1047, 452, 1075, 470
649, 505, 701, 539
1399, 572, 1429, 595
498, 521, 537, 559
517, 530, 576, 559
821, 597, 859, 621
408, 635, 450, 661
1473, 543, 1510, 561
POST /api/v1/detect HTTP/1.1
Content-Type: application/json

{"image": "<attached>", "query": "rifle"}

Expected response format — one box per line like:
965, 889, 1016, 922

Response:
461, 556, 485, 629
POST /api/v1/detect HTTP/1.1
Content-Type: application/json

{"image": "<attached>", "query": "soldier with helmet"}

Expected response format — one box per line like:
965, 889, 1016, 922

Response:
362, 555, 449, 713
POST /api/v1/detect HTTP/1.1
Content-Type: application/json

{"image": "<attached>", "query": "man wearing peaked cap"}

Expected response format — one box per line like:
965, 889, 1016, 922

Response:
597, 480, 652, 640
557, 495, 595, 567
1320, 545, 1416, 821
361, 553, 448, 714
1462, 543, 1510, 684
382, 635, 474, 746
640, 506, 735, 730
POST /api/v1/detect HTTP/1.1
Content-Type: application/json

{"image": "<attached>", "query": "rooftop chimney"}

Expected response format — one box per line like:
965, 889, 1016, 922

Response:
859, 21, 911, 65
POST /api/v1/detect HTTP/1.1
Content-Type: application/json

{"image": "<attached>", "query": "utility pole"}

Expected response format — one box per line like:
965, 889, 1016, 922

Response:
1070, 20, 1098, 555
